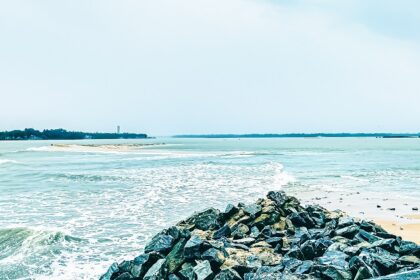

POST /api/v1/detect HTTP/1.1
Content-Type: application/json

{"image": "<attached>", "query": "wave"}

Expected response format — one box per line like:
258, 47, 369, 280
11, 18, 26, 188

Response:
0, 159, 19, 165
25, 143, 166, 154
0, 227, 84, 261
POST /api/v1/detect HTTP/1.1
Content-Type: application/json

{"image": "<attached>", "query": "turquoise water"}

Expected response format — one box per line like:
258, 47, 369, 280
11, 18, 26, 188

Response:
0, 138, 419, 279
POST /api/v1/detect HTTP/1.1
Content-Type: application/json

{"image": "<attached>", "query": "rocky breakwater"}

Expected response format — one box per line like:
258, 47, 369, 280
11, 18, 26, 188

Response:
101, 191, 420, 280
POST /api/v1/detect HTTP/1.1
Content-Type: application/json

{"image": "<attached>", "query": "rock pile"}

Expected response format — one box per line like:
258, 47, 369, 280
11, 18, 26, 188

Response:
101, 191, 420, 280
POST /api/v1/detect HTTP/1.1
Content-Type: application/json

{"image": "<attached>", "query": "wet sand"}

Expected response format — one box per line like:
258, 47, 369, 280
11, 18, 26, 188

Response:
376, 219, 420, 244
289, 189, 420, 244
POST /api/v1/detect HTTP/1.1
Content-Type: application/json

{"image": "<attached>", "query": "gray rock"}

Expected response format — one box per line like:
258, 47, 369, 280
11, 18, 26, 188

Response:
225, 204, 239, 217
281, 257, 303, 272
214, 268, 242, 280
99, 262, 119, 280
321, 267, 352, 280
168, 274, 181, 280
317, 250, 349, 268
295, 260, 313, 274
398, 255, 420, 266
130, 253, 159, 278
267, 191, 288, 208
143, 259, 166, 280
371, 269, 420, 279
214, 225, 232, 239
193, 260, 213, 280
144, 233, 174, 254
184, 234, 205, 258
354, 266, 374, 280
114, 272, 133, 280
355, 229, 382, 243
165, 238, 187, 273
244, 203, 262, 218
335, 224, 360, 239
370, 238, 397, 252
288, 212, 315, 228
300, 241, 315, 260
179, 263, 195, 280
186, 208, 222, 231
231, 223, 249, 239
202, 248, 226, 267
337, 217, 354, 228
250, 226, 260, 238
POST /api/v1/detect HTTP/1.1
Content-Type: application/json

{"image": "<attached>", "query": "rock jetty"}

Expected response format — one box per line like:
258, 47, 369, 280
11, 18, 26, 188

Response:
101, 191, 420, 280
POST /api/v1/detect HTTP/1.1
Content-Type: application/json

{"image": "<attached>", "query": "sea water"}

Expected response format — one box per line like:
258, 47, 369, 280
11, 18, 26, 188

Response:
0, 137, 419, 279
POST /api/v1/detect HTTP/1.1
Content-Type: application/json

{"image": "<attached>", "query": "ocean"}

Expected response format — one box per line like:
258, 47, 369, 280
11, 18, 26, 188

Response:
0, 137, 419, 279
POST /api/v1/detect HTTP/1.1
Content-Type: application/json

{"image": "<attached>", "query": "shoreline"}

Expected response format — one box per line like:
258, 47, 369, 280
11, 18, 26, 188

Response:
101, 191, 420, 280
288, 189, 420, 244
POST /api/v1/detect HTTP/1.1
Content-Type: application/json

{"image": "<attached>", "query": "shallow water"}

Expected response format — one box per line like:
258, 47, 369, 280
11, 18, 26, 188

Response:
0, 137, 419, 279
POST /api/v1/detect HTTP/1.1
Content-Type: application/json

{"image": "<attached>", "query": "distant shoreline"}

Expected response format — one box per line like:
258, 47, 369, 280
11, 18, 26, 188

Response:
173, 133, 420, 139
0, 128, 148, 141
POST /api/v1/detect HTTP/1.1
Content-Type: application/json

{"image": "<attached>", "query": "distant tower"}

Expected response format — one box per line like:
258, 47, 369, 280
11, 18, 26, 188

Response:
117, 125, 120, 134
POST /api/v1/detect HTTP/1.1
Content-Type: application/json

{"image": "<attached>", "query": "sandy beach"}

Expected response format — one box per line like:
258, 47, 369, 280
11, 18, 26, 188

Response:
290, 189, 420, 244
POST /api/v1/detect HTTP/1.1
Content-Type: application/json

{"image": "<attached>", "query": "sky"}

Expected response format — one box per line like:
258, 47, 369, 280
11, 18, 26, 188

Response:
1, 0, 420, 135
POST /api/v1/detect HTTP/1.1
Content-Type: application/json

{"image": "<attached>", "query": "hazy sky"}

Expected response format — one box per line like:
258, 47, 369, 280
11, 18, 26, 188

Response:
1, 0, 420, 135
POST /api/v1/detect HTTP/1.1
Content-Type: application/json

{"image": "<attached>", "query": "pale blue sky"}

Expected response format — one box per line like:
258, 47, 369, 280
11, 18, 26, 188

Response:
1, 0, 420, 135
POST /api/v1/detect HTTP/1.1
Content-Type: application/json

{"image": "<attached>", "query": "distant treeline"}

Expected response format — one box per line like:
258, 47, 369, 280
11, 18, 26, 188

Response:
0, 128, 148, 140
174, 133, 420, 138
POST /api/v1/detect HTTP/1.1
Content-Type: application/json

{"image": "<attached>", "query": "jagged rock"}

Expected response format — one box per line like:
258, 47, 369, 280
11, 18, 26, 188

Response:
214, 225, 232, 239
243, 204, 262, 218
143, 259, 166, 280
130, 253, 161, 278
397, 241, 417, 255
370, 238, 397, 252
399, 255, 420, 266
168, 274, 181, 280
144, 233, 175, 254
165, 238, 187, 273
233, 237, 255, 245
371, 252, 398, 275
281, 257, 303, 272
267, 191, 288, 208
186, 208, 222, 231
288, 212, 315, 228
184, 234, 205, 258
372, 268, 420, 279
355, 229, 382, 243
202, 248, 226, 267
300, 241, 316, 260
338, 217, 354, 229
250, 247, 282, 266
335, 225, 360, 239
179, 262, 195, 280
231, 224, 249, 239
266, 237, 282, 247
354, 266, 374, 280
314, 238, 333, 257
100, 262, 119, 280
321, 266, 352, 280
224, 204, 239, 217
250, 226, 260, 238
193, 260, 213, 280
317, 250, 349, 268
214, 268, 242, 280
295, 260, 313, 274
114, 272, 133, 280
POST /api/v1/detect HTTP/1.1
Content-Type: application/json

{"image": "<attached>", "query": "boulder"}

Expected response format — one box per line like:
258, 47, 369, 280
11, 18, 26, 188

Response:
144, 233, 175, 254
143, 259, 166, 280
193, 260, 213, 280
185, 208, 222, 231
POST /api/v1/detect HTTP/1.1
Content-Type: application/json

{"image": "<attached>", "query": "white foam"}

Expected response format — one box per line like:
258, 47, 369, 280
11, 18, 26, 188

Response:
0, 159, 18, 165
